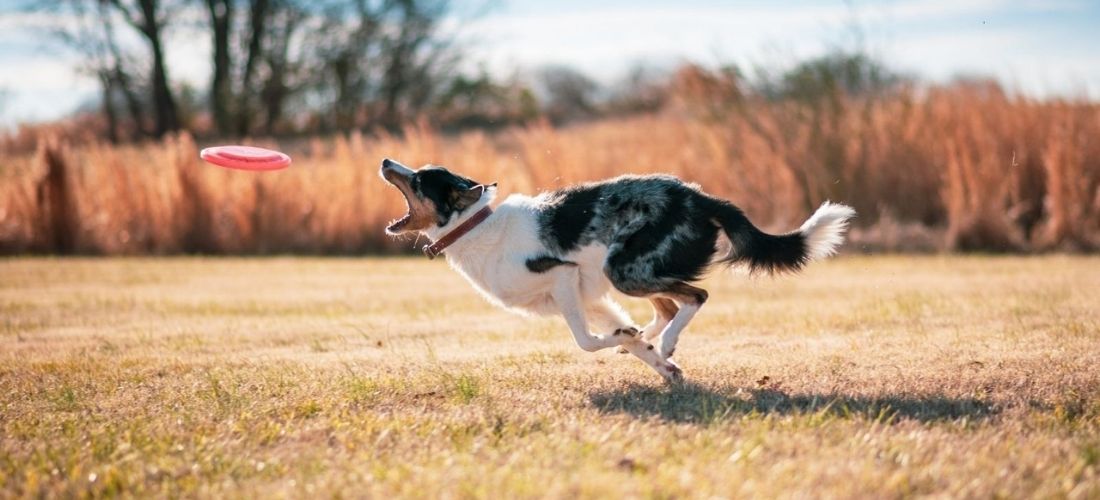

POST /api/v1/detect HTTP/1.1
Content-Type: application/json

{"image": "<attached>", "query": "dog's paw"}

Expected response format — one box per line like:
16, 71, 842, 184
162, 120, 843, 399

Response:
613, 326, 639, 337
658, 361, 684, 384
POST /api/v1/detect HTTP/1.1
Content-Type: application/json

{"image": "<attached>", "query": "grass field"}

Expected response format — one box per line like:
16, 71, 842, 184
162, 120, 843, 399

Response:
1, 256, 1098, 498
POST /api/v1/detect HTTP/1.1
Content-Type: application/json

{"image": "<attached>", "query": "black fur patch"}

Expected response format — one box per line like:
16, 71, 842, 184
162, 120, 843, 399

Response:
525, 256, 577, 273
607, 185, 719, 284
528, 173, 813, 296
412, 167, 481, 224
539, 184, 604, 252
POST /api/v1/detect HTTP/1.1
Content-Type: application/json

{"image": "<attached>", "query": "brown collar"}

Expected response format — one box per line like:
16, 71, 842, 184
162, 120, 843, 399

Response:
423, 206, 493, 259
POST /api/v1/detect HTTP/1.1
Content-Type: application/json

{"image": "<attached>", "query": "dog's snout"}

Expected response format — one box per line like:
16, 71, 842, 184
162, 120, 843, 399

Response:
380, 158, 404, 183
380, 158, 396, 178
380, 158, 415, 182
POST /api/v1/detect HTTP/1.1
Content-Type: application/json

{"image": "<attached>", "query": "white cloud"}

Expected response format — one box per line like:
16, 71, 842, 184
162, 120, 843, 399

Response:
884, 23, 1100, 98
458, 0, 1099, 98
461, 4, 852, 83
880, 0, 1015, 20
0, 55, 99, 126
1, 87, 97, 127
0, 57, 95, 92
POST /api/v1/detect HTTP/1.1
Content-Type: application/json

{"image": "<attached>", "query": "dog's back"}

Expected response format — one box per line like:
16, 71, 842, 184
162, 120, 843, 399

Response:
528, 174, 854, 288
529, 175, 720, 286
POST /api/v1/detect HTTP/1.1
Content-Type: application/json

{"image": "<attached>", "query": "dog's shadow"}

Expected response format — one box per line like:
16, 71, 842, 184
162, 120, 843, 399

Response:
589, 382, 998, 424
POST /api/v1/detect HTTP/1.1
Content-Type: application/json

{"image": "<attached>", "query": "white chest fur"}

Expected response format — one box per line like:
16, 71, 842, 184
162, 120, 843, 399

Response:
438, 195, 561, 315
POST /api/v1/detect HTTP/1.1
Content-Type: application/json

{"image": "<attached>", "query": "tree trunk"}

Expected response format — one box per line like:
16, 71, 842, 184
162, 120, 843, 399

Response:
381, 49, 405, 129
99, 73, 120, 144
262, 66, 287, 134
115, 66, 147, 138
261, 6, 300, 135
100, 1, 148, 138
137, 0, 180, 136
149, 35, 180, 136
206, 0, 233, 136
235, 0, 269, 136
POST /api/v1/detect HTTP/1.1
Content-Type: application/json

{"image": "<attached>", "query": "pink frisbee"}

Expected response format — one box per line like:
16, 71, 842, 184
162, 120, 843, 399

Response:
200, 145, 291, 171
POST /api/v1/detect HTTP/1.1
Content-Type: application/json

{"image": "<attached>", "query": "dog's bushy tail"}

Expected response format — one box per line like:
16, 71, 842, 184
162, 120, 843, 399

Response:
702, 196, 856, 275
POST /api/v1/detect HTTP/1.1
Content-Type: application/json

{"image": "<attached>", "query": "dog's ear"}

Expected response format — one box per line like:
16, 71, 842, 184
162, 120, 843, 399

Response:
452, 184, 485, 210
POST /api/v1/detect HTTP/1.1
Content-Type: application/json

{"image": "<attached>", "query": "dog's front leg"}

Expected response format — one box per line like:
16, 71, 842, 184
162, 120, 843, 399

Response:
619, 339, 683, 383
550, 269, 626, 352
550, 270, 683, 383
587, 296, 639, 338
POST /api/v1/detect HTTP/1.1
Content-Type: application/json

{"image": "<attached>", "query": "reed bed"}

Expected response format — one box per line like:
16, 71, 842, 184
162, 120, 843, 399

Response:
1, 82, 1097, 254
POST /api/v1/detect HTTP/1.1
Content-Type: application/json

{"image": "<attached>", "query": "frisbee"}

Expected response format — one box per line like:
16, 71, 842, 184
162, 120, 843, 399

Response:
200, 145, 291, 171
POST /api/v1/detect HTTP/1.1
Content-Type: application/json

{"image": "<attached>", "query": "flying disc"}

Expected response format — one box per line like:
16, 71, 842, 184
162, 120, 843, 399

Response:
200, 145, 291, 171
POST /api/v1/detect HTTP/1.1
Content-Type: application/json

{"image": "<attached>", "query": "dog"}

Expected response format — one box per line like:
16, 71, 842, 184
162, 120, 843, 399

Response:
380, 158, 855, 382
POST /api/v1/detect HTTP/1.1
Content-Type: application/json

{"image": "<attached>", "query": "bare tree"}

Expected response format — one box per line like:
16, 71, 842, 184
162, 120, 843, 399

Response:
36, 0, 150, 141
256, 2, 305, 134
379, 0, 451, 128
301, 0, 460, 131
204, 0, 233, 134
30, 0, 476, 138
103, 11, 151, 138
105, 0, 181, 136
202, 0, 278, 136
309, 1, 379, 130
234, 0, 271, 135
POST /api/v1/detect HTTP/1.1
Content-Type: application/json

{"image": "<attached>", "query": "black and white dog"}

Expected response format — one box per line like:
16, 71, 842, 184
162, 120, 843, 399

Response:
380, 159, 854, 382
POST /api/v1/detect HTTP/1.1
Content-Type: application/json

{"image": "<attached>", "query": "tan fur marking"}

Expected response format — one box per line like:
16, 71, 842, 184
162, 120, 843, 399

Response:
650, 297, 679, 321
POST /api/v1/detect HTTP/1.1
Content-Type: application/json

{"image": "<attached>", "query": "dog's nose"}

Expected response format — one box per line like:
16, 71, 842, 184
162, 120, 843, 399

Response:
380, 158, 400, 179
380, 158, 415, 181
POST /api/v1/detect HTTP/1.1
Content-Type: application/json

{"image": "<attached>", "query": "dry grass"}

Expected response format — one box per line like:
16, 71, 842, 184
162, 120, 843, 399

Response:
1, 255, 1098, 498
2, 82, 1099, 254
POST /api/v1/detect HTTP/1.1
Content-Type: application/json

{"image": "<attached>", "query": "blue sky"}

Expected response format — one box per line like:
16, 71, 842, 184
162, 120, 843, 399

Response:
1, 0, 1098, 127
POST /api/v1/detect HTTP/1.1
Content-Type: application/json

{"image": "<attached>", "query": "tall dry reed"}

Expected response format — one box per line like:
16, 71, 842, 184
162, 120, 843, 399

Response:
1, 83, 1097, 254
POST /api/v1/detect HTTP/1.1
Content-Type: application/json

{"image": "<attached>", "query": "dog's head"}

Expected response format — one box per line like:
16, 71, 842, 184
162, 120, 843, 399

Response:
379, 158, 494, 235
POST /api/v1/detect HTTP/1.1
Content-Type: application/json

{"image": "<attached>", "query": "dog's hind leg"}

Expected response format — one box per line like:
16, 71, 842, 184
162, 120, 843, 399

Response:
615, 297, 672, 354
604, 263, 709, 363
642, 297, 678, 342
653, 282, 708, 360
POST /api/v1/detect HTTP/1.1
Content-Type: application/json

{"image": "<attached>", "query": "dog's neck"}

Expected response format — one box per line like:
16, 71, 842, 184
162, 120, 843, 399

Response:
422, 189, 497, 246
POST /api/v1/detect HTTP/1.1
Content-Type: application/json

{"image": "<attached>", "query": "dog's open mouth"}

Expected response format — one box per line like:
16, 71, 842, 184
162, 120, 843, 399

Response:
380, 159, 423, 235
386, 208, 411, 233
385, 191, 414, 234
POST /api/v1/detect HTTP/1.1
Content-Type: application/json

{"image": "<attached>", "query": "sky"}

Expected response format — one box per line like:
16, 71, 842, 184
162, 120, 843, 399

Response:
0, 0, 1098, 127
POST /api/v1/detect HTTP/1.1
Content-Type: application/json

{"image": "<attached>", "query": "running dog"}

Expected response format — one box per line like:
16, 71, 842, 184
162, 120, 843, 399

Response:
380, 158, 855, 382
